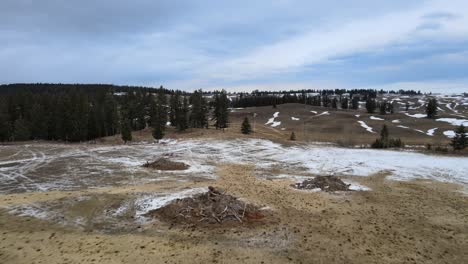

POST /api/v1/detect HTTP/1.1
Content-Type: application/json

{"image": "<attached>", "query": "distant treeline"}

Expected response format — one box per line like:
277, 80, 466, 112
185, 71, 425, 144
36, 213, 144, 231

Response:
231, 88, 421, 108
0, 83, 229, 142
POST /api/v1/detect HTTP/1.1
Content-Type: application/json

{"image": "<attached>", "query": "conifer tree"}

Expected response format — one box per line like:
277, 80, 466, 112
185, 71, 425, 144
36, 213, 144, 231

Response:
176, 96, 189, 131
351, 97, 359, 110
150, 87, 168, 140
189, 90, 208, 128
379, 101, 387, 115
103, 92, 119, 136
0, 103, 11, 141
241, 117, 252, 134
169, 92, 180, 126
290, 131, 296, 141
332, 98, 338, 109
366, 98, 377, 113
341, 98, 349, 109
450, 125, 467, 150
120, 109, 132, 143
405, 102, 410, 112
12, 118, 31, 141
426, 98, 438, 118
214, 90, 230, 129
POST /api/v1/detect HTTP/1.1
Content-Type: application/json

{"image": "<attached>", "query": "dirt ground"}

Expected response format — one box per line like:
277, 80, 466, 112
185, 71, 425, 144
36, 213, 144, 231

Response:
0, 163, 467, 264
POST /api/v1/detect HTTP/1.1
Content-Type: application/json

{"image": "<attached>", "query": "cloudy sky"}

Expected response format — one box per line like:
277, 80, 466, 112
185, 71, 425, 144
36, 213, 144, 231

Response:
1, 0, 468, 92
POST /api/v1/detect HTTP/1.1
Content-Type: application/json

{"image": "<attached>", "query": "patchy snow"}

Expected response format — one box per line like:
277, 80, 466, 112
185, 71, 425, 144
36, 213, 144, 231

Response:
392, 120, 401, 123
342, 180, 371, 191
444, 130, 456, 138
397, 125, 410, 129
426, 128, 438, 136
106, 157, 143, 167
3, 139, 468, 194
266, 112, 280, 126
158, 138, 177, 145
443, 130, 468, 138
355, 115, 360, 118
271, 121, 281, 127
436, 118, 468, 126
405, 113, 426, 118
357, 121, 376, 133
315, 111, 330, 117
310, 111, 317, 114
166, 121, 171, 126
134, 188, 207, 217
291, 117, 300, 121
370, 116, 384, 121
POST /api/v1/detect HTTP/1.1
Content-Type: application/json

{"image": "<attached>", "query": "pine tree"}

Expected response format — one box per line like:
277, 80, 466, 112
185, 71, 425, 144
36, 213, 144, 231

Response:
379, 101, 387, 115
450, 125, 467, 150
405, 102, 410, 112
189, 90, 208, 128
103, 92, 118, 136
380, 124, 389, 142
351, 97, 359, 110
426, 98, 438, 118
0, 113, 11, 141
12, 118, 31, 141
176, 96, 189, 131
341, 98, 349, 109
120, 109, 132, 143
151, 87, 168, 140
214, 90, 230, 129
241, 117, 252, 134
332, 98, 338, 109
290, 131, 296, 141
372, 124, 404, 148
169, 92, 180, 126
366, 98, 376, 113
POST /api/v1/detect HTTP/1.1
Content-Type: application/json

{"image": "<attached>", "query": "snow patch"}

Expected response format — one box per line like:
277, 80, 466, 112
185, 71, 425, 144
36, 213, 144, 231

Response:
315, 111, 330, 117
266, 112, 280, 126
392, 120, 401, 123
271, 121, 281, 127
426, 128, 438, 136
291, 117, 300, 121
134, 188, 207, 217
444, 130, 456, 138
405, 113, 426, 118
436, 118, 468, 126
357, 121, 376, 133
370, 116, 384, 121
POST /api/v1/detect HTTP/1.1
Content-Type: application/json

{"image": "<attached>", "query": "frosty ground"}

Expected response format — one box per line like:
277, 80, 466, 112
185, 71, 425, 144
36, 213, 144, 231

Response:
1, 139, 468, 194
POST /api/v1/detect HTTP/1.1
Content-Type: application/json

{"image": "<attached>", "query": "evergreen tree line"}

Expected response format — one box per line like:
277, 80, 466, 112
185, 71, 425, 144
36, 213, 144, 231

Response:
0, 84, 231, 142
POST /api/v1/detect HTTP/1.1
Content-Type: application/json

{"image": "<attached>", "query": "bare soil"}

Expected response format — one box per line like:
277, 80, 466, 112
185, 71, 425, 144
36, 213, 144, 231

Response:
0, 163, 467, 263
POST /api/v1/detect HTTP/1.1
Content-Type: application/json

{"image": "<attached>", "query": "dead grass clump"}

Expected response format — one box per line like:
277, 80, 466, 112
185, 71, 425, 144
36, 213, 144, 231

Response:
142, 158, 189, 171
144, 186, 264, 225
292, 176, 351, 192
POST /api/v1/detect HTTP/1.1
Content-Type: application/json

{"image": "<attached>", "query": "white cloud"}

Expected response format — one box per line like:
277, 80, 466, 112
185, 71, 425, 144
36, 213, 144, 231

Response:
199, 0, 468, 81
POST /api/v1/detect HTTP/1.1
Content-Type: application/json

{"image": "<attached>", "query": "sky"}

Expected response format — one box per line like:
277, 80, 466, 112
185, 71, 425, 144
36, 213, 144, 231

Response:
1, 0, 468, 93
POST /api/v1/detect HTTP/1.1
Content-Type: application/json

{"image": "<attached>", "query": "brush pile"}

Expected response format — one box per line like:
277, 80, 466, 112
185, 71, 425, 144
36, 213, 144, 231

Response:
142, 158, 189, 171
144, 186, 263, 225
292, 176, 351, 192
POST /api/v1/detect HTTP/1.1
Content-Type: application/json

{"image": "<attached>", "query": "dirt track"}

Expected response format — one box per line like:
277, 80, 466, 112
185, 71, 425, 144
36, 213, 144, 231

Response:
1, 162, 467, 263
